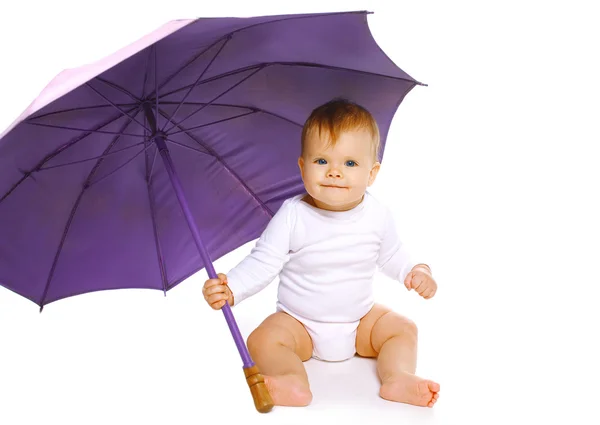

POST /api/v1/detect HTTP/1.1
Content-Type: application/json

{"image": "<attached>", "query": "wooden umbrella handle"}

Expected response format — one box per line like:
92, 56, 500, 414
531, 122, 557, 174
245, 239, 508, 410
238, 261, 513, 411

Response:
243, 365, 274, 413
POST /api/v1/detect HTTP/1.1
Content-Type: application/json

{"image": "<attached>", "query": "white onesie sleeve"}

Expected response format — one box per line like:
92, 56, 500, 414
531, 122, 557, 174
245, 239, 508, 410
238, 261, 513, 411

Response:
226, 200, 294, 306
377, 207, 418, 282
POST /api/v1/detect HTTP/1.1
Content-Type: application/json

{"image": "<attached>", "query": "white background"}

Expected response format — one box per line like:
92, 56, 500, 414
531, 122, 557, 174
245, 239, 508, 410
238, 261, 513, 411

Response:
1, 1, 599, 424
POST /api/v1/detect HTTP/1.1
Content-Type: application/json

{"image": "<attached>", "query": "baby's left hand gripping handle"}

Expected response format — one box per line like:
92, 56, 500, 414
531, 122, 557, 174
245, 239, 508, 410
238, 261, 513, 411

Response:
243, 364, 274, 413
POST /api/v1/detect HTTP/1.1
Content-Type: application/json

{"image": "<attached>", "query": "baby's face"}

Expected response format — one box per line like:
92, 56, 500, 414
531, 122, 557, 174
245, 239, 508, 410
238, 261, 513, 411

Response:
298, 128, 380, 211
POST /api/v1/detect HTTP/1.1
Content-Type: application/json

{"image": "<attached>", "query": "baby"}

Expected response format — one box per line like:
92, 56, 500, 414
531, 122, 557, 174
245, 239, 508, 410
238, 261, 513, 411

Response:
202, 98, 440, 408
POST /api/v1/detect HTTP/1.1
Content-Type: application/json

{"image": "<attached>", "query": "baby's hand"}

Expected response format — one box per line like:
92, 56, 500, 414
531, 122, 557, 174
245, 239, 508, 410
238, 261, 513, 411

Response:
202, 273, 234, 309
404, 264, 437, 299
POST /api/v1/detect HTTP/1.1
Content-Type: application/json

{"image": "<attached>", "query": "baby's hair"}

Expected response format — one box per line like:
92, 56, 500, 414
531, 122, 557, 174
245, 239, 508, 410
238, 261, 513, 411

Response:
301, 98, 380, 161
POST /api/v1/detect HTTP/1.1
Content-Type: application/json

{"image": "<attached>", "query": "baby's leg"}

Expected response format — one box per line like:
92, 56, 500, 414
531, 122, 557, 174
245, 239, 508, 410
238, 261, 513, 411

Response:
246, 311, 313, 406
356, 304, 440, 407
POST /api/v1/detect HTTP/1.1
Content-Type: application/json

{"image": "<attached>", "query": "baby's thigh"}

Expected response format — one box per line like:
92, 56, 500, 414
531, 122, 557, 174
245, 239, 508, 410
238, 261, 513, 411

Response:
356, 304, 417, 357
355, 303, 392, 357
247, 312, 313, 360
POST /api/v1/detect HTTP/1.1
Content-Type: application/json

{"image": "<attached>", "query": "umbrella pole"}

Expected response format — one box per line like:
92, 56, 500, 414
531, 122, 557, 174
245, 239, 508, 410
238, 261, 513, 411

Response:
152, 134, 273, 413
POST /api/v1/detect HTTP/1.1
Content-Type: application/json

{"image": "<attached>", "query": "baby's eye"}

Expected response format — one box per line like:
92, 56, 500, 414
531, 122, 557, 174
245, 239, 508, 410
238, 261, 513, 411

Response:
345, 160, 357, 167
315, 159, 327, 165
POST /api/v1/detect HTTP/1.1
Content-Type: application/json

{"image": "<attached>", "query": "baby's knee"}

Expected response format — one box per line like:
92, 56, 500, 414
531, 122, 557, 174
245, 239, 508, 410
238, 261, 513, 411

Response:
247, 327, 270, 352
385, 312, 418, 339
398, 316, 418, 338
247, 324, 293, 352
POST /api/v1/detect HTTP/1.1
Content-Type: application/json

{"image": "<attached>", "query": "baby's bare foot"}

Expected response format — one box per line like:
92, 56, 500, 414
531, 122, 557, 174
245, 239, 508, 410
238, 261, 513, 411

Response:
380, 372, 440, 408
263, 374, 312, 407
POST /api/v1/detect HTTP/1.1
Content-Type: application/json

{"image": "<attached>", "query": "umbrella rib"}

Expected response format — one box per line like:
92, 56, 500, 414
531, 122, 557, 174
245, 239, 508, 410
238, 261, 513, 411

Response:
94, 77, 141, 102
158, 65, 262, 100
87, 142, 155, 188
158, 101, 304, 128
39, 109, 144, 308
278, 62, 426, 85
164, 138, 212, 156
148, 34, 237, 100
169, 110, 258, 135
164, 66, 264, 133
85, 82, 151, 132
143, 116, 169, 295
26, 122, 145, 138
148, 143, 159, 181
141, 45, 152, 98
0, 106, 139, 205
39, 142, 147, 171
254, 108, 304, 128
159, 101, 246, 107
163, 62, 422, 102
155, 43, 160, 131
156, 107, 274, 218
26, 104, 139, 120
162, 35, 232, 132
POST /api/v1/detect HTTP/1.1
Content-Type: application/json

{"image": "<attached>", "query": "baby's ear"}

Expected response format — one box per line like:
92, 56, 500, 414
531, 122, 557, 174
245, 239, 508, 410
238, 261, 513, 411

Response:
297, 157, 305, 179
368, 162, 381, 186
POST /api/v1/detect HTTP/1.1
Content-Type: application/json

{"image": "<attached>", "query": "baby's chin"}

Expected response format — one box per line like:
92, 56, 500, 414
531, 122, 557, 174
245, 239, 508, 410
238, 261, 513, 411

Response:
311, 193, 364, 211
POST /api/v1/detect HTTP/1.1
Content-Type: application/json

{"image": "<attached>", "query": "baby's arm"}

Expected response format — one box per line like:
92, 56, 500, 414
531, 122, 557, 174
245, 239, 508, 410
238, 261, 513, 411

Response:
225, 201, 293, 305
376, 207, 437, 299
377, 207, 419, 283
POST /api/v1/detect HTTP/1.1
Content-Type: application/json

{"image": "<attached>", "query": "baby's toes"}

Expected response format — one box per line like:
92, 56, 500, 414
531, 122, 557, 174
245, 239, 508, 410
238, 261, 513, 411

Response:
418, 380, 434, 396
428, 381, 440, 393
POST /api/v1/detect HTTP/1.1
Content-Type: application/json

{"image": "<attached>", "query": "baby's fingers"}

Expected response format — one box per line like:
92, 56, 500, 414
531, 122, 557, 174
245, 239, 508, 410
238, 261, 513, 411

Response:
212, 300, 229, 309
204, 283, 226, 297
207, 292, 230, 309
204, 277, 223, 289
421, 287, 434, 299
404, 272, 413, 290
412, 276, 426, 293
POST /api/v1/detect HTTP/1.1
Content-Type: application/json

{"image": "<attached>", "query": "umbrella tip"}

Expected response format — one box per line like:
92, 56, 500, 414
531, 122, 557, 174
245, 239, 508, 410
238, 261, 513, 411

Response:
39, 305, 44, 313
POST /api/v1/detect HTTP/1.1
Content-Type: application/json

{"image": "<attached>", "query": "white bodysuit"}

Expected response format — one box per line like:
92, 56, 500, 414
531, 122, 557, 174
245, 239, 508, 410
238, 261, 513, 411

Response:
226, 191, 417, 361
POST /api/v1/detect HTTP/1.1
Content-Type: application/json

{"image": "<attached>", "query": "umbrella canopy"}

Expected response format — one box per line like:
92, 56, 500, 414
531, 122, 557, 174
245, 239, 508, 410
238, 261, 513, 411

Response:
0, 11, 424, 309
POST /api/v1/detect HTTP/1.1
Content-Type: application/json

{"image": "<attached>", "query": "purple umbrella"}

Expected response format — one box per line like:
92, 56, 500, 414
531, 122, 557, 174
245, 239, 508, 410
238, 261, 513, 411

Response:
0, 11, 424, 412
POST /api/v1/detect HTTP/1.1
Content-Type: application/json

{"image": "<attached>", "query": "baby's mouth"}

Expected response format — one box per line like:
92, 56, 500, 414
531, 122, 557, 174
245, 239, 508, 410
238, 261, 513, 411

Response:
321, 184, 347, 189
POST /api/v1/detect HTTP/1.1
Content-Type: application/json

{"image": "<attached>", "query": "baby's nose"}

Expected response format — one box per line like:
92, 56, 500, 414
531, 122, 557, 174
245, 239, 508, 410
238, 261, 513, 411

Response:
327, 168, 342, 178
